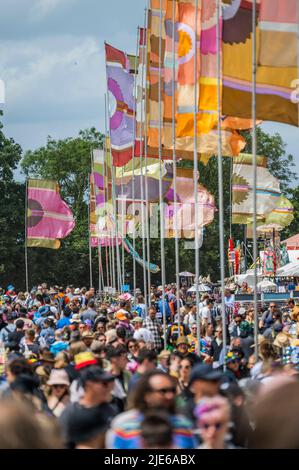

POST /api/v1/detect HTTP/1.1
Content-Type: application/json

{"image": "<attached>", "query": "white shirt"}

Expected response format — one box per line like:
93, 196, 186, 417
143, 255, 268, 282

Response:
133, 327, 154, 344
201, 306, 212, 324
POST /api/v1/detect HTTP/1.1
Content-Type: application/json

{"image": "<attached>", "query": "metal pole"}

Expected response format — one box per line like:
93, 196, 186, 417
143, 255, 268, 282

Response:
193, 0, 201, 356
88, 174, 93, 289
140, 18, 148, 311
172, 0, 181, 331
144, 4, 152, 308
132, 28, 140, 306
252, 0, 259, 361
158, 0, 167, 349
121, 168, 125, 288
24, 179, 29, 292
216, 0, 227, 368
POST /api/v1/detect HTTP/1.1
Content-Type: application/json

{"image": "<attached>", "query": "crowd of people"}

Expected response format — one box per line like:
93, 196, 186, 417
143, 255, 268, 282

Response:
0, 282, 299, 449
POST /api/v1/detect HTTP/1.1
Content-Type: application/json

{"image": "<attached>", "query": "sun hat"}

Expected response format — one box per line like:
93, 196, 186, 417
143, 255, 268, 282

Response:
115, 311, 127, 321
47, 369, 70, 387
74, 352, 97, 370
82, 331, 94, 340
158, 350, 171, 360
176, 336, 189, 346
273, 332, 292, 349
70, 314, 81, 324
131, 316, 143, 323
105, 330, 118, 344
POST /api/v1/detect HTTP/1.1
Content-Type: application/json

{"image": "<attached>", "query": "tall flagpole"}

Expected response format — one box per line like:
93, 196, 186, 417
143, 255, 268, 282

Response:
88, 173, 93, 289
121, 167, 125, 288
252, 0, 259, 361
144, 3, 152, 308
193, 0, 201, 354
216, 0, 227, 368
140, 20, 148, 311
103, 135, 110, 289
172, 0, 181, 331
24, 179, 29, 292
158, 0, 167, 349
131, 28, 140, 305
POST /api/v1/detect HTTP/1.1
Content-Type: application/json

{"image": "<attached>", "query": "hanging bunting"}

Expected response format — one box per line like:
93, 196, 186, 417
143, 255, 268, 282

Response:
27, 179, 75, 249
123, 238, 160, 274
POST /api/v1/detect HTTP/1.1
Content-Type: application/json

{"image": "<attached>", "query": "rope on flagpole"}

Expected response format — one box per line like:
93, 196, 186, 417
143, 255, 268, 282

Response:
193, 0, 201, 356
172, 0, 181, 332
158, 0, 167, 349
252, 0, 259, 362
216, 0, 227, 369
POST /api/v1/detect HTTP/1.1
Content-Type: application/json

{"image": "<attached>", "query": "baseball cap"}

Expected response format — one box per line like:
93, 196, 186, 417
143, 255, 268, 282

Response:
80, 366, 115, 385
190, 364, 223, 384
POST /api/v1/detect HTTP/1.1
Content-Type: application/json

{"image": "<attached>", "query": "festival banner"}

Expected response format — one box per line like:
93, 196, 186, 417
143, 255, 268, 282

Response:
222, 0, 299, 127
105, 43, 136, 167
232, 153, 281, 225
27, 179, 75, 249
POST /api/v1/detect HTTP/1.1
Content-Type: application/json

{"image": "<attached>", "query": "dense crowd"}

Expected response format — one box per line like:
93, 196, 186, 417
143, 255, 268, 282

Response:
0, 282, 299, 449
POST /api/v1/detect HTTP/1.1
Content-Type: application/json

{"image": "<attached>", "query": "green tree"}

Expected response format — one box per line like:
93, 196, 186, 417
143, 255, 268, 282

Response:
0, 116, 25, 289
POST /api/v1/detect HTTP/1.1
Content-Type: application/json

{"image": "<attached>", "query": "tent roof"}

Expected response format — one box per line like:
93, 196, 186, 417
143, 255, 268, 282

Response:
283, 234, 299, 248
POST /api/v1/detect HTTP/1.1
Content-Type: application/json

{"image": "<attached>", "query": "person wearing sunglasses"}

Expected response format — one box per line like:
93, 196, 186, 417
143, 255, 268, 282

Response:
106, 370, 196, 449
194, 396, 234, 449
177, 358, 193, 403
47, 369, 71, 418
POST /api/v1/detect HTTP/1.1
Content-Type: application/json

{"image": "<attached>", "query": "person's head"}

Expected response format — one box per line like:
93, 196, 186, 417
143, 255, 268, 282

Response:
0, 398, 62, 449
176, 337, 189, 356
140, 412, 173, 449
251, 381, 299, 449
106, 345, 128, 371
148, 307, 156, 320
136, 349, 157, 371
179, 357, 192, 383
95, 322, 106, 334
25, 329, 35, 343
234, 316, 242, 326
81, 331, 94, 348
131, 317, 143, 329
15, 319, 25, 331
126, 338, 139, 356
269, 303, 277, 315
80, 366, 115, 405
97, 334, 106, 347
157, 350, 171, 369
190, 324, 197, 336
215, 326, 222, 339
194, 396, 231, 449
6, 358, 33, 384
129, 370, 177, 414
190, 364, 222, 400
47, 369, 70, 399
225, 352, 241, 372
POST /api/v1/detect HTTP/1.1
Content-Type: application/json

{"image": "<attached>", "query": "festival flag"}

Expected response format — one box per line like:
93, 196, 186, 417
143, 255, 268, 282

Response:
222, 0, 299, 127
27, 179, 75, 249
164, 168, 216, 238
259, 0, 298, 68
105, 43, 136, 167
123, 238, 160, 274
147, 0, 246, 162
232, 153, 281, 225
248, 196, 294, 234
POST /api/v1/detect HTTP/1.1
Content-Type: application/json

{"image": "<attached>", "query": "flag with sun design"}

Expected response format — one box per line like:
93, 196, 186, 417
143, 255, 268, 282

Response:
27, 179, 75, 249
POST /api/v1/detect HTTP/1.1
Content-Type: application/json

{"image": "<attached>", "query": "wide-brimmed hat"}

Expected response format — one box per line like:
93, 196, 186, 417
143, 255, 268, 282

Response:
132, 316, 143, 324
176, 336, 189, 346
115, 311, 128, 321
74, 352, 97, 370
82, 331, 94, 340
105, 330, 118, 344
273, 332, 292, 349
158, 350, 171, 360
70, 314, 81, 324
47, 369, 70, 387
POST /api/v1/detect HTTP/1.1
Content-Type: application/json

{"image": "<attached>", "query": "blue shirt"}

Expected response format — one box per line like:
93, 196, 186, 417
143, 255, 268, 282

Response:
56, 317, 71, 329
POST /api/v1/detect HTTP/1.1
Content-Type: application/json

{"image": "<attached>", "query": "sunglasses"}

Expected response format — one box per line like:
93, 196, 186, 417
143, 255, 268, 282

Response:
200, 422, 224, 430
52, 384, 67, 389
150, 387, 176, 395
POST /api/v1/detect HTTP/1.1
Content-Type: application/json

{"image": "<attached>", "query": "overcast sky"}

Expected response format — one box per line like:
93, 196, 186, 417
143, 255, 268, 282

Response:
0, 0, 298, 179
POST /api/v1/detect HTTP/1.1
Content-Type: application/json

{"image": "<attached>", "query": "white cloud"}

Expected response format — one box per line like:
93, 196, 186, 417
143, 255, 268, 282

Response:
31, 0, 76, 19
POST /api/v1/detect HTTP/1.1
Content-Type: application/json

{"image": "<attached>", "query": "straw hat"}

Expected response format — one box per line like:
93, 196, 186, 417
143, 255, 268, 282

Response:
273, 332, 292, 349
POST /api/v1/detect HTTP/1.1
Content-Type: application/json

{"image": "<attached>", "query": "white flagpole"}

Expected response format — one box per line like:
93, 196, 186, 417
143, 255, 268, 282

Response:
88, 173, 93, 289
252, 0, 259, 362
172, 0, 181, 331
25, 179, 29, 292
158, 0, 167, 349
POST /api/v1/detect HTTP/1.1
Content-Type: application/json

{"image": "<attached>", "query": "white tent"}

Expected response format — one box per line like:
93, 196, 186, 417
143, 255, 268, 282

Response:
257, 280, 277, 291
276, 260, 299, 277
188, 284, 211, 293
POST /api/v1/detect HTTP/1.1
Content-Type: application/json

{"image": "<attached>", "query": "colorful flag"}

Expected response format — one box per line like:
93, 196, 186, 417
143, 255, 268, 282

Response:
105, 43, 136, 167
27, 179, 75, 249
248, 196, 294, 233
123, 238, 160, 274
232, 153, 281, 225
222, 0, 299, 127
259, 0, 298, 67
